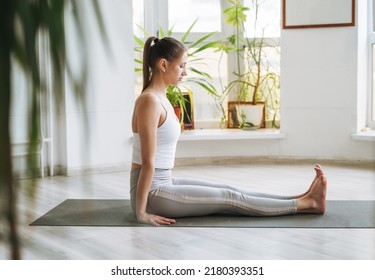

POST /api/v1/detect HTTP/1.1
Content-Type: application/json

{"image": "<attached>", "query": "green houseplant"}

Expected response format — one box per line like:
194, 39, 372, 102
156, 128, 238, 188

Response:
166, 85, 192, 126
134, 20, 220, 128
218, 0, 280, 128
0, 0, 106, 259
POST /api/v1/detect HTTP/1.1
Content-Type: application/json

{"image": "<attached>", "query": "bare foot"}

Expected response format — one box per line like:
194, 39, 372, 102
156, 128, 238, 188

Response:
296, 174, 327, 214
294, 164, 324, 199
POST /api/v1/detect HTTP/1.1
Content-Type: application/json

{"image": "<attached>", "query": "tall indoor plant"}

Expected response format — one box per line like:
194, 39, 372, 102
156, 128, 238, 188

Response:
0, 0, 105, 259
218, 0, 280, 128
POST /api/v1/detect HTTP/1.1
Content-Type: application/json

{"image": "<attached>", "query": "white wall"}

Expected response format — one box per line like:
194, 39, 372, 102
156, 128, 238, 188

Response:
61, 0, 134, 175
280, 26, 357, 159
279, 0, 374, 162
175, 0, 375, 164
10, 0, 135, 177
10, 63, 31, 173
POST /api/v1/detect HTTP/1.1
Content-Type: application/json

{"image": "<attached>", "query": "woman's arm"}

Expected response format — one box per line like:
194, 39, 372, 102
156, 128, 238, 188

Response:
134, 94, 176, 226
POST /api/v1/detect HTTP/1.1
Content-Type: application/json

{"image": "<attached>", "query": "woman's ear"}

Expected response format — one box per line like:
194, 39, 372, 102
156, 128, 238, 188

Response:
159, 58, 167, 73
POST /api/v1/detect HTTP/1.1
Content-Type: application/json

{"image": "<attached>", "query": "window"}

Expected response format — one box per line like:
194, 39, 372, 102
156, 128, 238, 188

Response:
369, 0, 375, 126
371, 0, 375, 127
132, 0, 144, 38
168, 0, 222, 32
243, 0, 281, 127
243, 0, 280, 38
372, 44, 375, 124
132, 0, 280, 128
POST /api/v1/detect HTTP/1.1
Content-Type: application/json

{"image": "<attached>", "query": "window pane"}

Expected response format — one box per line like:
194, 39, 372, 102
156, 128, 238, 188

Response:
133, 0, 144, 96
373, 0, 375, 32
184, 48, 228, 122
132, 0, 144, 37
244, 45, 280, 124
373, 44, 375, 121
243, 0, 280, 38
168, 0, 221, 32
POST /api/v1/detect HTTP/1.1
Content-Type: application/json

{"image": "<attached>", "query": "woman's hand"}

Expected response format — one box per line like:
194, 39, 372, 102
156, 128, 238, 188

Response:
137, 212, 176, 227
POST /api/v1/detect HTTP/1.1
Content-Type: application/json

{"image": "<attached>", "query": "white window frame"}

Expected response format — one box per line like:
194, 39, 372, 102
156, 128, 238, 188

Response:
368, 0, 375, 128
142, 0, 225, 42
137, 0, 280, 82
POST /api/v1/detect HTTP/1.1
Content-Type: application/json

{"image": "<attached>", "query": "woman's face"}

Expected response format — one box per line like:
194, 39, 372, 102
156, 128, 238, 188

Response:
167, 52, 188, 86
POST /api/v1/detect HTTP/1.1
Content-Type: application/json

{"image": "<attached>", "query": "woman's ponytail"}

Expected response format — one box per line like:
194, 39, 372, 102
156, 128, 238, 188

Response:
142, 36, 156, 91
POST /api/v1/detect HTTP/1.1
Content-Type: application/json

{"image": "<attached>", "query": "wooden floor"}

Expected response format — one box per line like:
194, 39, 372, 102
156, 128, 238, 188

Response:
1, 162, 374, 260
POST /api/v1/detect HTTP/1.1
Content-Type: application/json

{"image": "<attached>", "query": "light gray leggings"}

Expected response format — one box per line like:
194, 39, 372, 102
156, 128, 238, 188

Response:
130, 168, 298, 218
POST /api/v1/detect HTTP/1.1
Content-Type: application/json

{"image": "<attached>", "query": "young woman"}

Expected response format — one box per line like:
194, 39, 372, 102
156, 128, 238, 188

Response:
130, 36, 327, 226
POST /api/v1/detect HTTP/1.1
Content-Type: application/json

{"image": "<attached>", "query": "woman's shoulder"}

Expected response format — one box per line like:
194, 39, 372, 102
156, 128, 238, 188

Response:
135, 92, 161, 111
137, 91, 158, 102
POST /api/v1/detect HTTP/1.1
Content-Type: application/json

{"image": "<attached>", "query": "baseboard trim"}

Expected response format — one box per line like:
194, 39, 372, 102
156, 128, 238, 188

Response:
175, 156, 375, 168
14, 163, 132, 179
13, 157, 374, 179
63, 163, 131, 176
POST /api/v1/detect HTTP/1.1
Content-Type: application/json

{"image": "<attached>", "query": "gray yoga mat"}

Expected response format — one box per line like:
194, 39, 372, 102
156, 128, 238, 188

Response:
30, 199, 375, 228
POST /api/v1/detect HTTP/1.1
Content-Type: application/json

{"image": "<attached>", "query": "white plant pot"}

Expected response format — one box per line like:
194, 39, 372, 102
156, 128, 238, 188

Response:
238, 104, 264, 127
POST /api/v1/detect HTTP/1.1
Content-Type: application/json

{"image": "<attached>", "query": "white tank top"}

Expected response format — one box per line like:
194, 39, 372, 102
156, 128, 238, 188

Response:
132, 98, 181, 169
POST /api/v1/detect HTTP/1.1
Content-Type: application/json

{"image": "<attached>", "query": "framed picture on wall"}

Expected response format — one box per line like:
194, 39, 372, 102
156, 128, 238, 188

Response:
182, 92, 194, 130
282, 0, 355, 29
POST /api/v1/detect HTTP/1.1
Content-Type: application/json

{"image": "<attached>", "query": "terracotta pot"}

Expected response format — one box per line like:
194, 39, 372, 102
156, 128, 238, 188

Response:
173, 106, 182, 120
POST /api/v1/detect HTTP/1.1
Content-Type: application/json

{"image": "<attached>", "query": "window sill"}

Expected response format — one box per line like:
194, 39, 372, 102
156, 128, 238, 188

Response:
351, 131, 375, 141
179, 128, 285, 141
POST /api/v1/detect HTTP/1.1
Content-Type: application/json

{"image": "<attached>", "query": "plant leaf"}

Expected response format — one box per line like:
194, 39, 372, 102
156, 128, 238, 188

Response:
181, 18, 198, 42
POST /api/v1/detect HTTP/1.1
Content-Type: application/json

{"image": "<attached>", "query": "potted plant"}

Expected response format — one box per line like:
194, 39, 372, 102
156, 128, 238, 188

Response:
218, 0, 280, 129
134, 19, 220, 129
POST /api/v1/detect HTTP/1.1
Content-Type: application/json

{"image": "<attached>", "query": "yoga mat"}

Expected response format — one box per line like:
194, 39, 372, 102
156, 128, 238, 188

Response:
30, 199, 375, 228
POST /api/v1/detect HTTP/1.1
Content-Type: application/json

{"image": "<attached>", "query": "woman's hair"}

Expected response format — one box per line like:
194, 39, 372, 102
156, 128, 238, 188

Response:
142, 36, 187, 91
